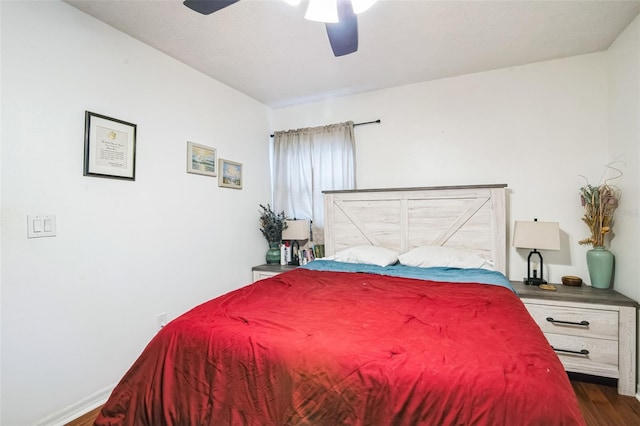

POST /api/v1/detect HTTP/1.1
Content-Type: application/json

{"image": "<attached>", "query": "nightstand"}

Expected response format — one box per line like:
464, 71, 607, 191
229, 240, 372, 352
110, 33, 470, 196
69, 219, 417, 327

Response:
252, 264, 297, 282
512, 280, 638, 396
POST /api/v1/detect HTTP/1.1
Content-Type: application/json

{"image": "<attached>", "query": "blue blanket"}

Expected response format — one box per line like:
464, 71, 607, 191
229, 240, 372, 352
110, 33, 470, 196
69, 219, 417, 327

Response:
302, 259, 515, 293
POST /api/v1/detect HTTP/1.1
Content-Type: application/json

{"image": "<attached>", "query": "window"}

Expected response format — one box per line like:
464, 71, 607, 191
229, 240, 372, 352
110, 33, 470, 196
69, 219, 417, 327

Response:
272, 121, 356, 240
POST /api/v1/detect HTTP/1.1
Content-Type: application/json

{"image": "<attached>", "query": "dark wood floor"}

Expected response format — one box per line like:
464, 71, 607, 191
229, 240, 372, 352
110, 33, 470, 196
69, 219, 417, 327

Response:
67, 378, 640, 426
571, 376, 640, 425
65, 405, 102, 426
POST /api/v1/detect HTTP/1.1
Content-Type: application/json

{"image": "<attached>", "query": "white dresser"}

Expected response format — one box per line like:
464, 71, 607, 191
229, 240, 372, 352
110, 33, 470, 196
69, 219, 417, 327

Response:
512, 281, 638, 396
252, 264, 297, 282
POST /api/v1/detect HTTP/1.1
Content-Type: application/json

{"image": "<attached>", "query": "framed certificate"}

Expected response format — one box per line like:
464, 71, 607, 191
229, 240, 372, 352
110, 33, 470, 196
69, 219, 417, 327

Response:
84, 111, 137, 180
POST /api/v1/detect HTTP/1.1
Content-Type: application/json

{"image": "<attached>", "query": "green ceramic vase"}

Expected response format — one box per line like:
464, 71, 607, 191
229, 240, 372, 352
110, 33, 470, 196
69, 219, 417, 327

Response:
266, 241, 281, 264
586, 246, 614, 289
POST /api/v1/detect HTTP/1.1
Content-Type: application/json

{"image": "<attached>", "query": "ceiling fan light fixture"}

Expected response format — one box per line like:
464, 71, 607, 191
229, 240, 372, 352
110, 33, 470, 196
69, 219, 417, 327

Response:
350, 0, 377, 14
305, 0, 339, 23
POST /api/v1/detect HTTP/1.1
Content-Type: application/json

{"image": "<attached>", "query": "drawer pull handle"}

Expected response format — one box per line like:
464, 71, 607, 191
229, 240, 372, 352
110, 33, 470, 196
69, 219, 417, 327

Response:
546, 317, 589, 327
551, 346, 590, 356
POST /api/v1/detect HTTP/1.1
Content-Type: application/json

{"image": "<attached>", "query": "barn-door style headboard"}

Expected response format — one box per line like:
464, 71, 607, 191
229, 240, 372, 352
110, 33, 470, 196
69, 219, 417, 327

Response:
323, 184, 508, 275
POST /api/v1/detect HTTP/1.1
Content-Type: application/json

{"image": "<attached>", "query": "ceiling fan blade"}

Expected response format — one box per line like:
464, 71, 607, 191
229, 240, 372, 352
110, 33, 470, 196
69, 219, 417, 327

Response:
183, 0, 241, 15
325, 0, 358, 57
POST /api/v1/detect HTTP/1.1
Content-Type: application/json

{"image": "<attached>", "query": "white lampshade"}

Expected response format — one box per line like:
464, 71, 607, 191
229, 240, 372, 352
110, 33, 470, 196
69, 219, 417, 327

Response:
351, 0, 377, 14
304, 0, 377, 23
305, 0, 338, 23
513, 220, 560, 251
282, 219, 310, 241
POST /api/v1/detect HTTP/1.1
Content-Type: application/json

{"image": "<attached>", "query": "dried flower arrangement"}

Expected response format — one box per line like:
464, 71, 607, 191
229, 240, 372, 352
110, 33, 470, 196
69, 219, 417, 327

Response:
578, 163, 622, 247
259, 204, 287, 244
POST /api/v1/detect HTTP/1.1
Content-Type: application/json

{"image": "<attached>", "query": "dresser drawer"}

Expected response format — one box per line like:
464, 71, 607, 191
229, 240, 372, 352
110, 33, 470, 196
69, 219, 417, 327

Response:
253, 270, 281, 282
545, 333, 619, 378
252, 265, 298, 282
524, 302, 618, 340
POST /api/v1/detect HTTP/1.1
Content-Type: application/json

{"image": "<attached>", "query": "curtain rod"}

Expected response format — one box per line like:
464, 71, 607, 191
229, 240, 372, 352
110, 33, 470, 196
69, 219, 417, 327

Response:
269, 119, 380, 138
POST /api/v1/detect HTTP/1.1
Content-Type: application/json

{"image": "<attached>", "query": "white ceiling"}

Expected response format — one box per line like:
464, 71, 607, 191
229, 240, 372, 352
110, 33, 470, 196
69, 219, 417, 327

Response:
65, 0, 640, 109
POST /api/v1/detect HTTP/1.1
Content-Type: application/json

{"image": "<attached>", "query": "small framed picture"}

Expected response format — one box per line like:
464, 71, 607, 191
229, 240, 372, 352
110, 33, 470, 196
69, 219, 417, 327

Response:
218, 158, 243, 190
84, 111, 137, 180
186, 141, 217, 177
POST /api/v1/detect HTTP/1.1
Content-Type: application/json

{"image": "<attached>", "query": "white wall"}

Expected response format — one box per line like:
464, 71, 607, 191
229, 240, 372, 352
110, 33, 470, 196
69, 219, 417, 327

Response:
272, 53, 611, 287
607, 14, 640, 396
1, 2, 271, 425
607, 15, 640, 305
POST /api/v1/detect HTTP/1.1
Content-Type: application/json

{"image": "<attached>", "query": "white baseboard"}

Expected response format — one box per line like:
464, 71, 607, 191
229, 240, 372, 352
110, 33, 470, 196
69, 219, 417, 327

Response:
33, 384, 115, 426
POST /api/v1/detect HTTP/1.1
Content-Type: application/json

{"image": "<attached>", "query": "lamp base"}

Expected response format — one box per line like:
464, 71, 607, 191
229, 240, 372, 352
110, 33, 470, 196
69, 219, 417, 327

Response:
523, 277, 547, 286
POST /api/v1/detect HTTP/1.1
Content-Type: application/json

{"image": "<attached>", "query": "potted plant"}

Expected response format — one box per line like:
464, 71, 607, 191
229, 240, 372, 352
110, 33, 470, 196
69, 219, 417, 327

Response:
259, 204, 287, 264
578, 166, 622, 288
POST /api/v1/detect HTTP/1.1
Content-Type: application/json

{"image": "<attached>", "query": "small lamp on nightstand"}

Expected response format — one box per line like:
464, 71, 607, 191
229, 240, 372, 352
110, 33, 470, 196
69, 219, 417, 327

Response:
282, 219, 310, 266
513, 219, 560, 285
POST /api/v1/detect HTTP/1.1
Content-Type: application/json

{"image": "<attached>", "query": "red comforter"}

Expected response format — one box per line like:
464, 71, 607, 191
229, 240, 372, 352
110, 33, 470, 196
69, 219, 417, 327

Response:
96, 268, 584, 425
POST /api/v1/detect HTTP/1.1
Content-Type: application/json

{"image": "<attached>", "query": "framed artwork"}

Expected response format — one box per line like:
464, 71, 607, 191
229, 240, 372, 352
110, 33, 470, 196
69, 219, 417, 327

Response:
186, 141, 217, 177
218, 158, 243, 189
84, 111, 137, 180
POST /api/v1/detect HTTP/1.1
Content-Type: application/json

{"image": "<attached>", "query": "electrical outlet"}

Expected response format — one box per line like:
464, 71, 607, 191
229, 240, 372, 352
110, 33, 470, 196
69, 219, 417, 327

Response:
157, 312, 167, 330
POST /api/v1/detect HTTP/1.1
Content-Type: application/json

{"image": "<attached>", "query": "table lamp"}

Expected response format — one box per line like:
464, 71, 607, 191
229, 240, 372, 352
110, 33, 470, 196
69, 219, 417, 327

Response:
282, 219, 310, 265
513, 219, 560, 285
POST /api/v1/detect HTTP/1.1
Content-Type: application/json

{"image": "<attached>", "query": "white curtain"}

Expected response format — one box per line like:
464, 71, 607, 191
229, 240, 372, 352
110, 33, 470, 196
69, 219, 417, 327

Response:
273, 121, 356, 241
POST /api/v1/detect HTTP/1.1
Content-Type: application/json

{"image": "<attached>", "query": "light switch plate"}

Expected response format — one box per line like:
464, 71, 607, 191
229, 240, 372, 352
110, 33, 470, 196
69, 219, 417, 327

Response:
27, 214, 57, 238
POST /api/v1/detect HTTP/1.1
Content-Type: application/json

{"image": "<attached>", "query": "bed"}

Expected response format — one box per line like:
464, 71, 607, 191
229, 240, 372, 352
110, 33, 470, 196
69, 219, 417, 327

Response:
95, 185, 585, 425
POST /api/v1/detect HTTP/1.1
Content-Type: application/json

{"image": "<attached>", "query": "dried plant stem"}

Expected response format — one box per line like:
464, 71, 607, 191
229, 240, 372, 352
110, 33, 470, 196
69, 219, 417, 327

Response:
579, 184, 619, 247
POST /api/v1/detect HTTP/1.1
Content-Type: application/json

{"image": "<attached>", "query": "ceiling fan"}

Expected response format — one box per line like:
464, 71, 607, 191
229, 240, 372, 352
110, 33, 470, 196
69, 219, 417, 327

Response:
183, 0, 377, 57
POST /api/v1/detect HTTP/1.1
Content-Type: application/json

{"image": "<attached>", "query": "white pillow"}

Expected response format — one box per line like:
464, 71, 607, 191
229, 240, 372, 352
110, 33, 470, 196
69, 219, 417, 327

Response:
327, 245, 399, 267
398, 246, 494, 270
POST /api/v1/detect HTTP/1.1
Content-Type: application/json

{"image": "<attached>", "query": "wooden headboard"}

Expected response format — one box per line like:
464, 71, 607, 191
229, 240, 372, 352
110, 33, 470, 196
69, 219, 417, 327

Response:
323, 184, 508, 275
